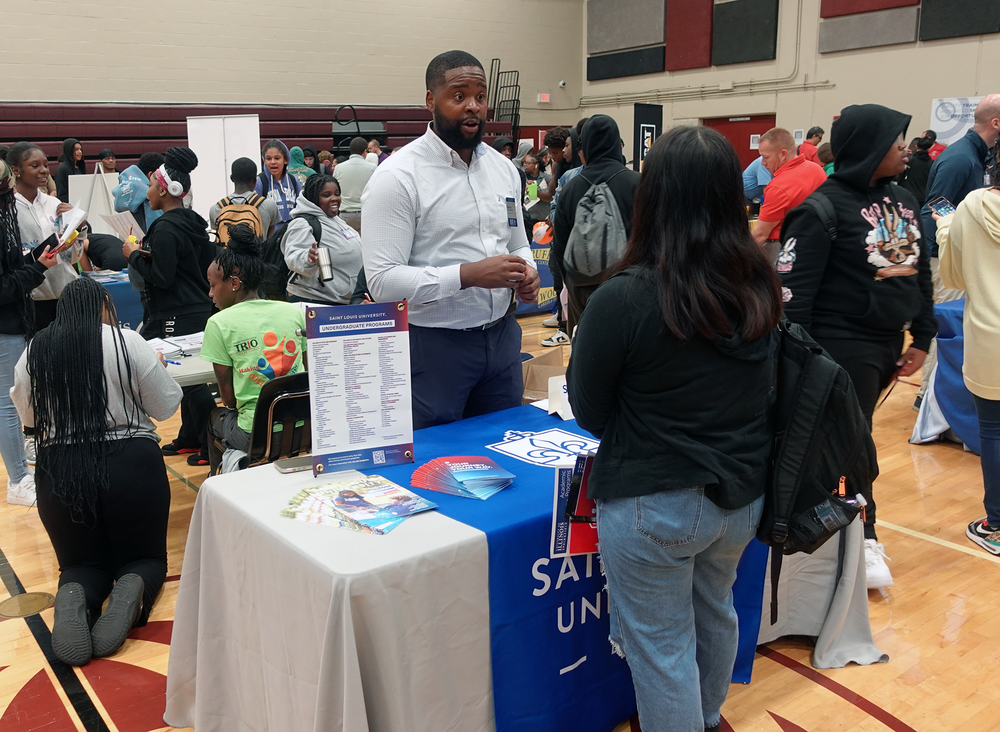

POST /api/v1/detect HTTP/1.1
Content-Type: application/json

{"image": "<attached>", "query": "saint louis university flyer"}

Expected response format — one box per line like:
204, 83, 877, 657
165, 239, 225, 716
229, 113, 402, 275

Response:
306, 302, 414, 475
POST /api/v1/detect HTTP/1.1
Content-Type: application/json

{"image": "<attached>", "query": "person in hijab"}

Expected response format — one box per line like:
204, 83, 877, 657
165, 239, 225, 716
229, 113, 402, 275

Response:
287, 146, 315, 187
779, 104, 936, 589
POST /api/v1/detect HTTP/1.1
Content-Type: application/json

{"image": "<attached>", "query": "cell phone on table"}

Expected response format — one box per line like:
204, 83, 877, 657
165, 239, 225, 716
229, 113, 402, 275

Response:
928, 197, 957, 217
273, 455, 314, 473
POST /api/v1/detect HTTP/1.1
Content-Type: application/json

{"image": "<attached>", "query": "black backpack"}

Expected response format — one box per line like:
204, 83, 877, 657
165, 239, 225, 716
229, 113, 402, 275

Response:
261, 214, 322, 300
757, 319, 878, 623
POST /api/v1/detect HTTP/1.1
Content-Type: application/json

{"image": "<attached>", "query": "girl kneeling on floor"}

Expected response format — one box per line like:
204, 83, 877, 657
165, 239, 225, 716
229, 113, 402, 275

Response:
12, 277, 183, 666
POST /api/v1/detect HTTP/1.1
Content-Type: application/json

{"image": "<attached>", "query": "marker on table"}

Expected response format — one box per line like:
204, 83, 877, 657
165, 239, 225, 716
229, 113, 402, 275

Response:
165, 359, 183, 366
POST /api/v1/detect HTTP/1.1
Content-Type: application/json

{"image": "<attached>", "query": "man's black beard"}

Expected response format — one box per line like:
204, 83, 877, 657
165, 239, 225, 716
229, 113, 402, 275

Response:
433, 111, 485, 151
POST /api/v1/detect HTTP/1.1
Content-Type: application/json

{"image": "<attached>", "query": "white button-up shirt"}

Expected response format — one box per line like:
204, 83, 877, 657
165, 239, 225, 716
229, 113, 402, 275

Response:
361, 124, 535, 329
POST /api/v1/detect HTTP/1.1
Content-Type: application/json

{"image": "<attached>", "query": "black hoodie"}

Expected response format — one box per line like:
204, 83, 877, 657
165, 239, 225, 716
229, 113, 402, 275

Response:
302, 144, 321, 175
779, 104, 936, 351
552, 115, 640, 282
53, 138, 86, 203
127, 207, 215, 320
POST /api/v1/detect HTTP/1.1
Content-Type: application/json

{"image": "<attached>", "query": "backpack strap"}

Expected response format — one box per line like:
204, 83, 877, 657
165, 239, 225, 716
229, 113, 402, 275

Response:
801, 191, 838, 243
219, 197, 232, 208
247, 193, 265, 209
257, 172, 270, 195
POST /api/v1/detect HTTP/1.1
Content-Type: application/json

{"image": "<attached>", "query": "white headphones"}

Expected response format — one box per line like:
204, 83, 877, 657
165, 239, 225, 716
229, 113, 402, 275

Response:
156, 165, 184, 197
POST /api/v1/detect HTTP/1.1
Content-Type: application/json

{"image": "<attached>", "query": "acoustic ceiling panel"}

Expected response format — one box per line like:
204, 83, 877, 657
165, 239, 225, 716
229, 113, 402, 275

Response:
919, 0, 1000, 40
819, 6, 920, 52
588, 0, 666, 55
712, 0, 780, 66
820, 0, 919, 18
665, 0, 714, 70
587, 46, 666, 81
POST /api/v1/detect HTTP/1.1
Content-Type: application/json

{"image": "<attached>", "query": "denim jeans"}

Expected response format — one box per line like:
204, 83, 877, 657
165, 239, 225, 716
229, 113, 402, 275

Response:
597, 488, 764, 732
0, 332, 28, 484
973, 395, 1000, 526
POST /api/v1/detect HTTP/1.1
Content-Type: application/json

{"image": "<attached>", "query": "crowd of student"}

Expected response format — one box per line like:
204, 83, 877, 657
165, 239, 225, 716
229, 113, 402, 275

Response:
1, 48, 999, 732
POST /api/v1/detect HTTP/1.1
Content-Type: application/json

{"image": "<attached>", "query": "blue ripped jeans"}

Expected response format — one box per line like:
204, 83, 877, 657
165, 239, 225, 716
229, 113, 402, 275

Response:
0, 332, 28, 484
597, 488, 763, 732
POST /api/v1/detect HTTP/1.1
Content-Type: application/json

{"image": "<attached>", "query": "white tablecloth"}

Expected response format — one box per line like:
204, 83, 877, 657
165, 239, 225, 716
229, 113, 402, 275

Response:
757, 517, 887, 669
164, 467, 495, 732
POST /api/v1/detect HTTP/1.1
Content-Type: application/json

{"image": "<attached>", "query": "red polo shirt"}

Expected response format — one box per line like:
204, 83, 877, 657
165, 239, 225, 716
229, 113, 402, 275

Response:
758, 155, 827, 240
928, 142, 947, 160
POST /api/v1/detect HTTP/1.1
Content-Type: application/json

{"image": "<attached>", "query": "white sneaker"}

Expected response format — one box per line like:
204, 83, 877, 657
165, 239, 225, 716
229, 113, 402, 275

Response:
542, 314, 559, 328
864, 538, 893, 589
7, 473, 36, 507
24, 436, 36, 466
541, 330, 570, 347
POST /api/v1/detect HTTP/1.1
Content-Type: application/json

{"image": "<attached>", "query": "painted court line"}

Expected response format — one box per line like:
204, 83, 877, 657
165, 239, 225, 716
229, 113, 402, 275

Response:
878, 520, 1000, 565
165, 463, 199, 492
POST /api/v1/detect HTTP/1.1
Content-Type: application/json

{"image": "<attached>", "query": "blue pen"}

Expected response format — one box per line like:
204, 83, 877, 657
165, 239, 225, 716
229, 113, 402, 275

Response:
165, 359, 182, 366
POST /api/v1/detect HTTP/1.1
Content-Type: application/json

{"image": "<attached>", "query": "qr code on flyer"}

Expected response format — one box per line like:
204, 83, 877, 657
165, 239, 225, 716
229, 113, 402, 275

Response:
373, 450, 386, 465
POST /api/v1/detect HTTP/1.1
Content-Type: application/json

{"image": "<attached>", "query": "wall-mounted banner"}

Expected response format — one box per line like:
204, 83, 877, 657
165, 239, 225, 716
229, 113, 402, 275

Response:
633, 103, 663, 171
930, 97, 984, 145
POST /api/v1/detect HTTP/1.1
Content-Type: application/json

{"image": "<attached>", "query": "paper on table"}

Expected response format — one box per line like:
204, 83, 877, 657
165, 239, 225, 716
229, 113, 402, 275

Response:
100, 211, 144, 244
164, 332, 204, 355
547, 375, 575, 421
144, 338, 183, 357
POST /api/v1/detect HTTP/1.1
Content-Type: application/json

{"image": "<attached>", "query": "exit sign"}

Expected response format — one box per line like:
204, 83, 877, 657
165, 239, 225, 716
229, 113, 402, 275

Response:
538, 93, 551, 103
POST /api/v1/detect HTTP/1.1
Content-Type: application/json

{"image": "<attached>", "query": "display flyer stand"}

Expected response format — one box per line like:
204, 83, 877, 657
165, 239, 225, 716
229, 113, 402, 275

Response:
306, 301, 414, 474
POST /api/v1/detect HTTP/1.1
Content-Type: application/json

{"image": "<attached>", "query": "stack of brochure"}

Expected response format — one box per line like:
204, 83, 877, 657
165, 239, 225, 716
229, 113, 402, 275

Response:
143, 332, 204, 358
411, 456, 514, 500
281, 471, 437, 535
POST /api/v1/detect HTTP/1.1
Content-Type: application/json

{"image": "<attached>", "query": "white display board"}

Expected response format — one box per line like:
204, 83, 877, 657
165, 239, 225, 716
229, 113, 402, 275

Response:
930, 97, 983, 146
68, 171, 120, 235
186, 114, 262, 224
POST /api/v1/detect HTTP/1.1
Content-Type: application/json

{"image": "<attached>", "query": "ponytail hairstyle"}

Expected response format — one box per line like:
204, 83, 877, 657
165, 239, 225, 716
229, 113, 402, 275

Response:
0, 158, 34, 336
28, 278, 143, 525
303, 174, 338, 207
157, 146, 198, 198
618, 125, 781, 341
216, 223, 267, 294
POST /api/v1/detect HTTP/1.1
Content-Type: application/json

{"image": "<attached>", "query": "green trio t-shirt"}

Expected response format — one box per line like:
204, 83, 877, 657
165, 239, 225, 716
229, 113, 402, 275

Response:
201, 299, 307, 433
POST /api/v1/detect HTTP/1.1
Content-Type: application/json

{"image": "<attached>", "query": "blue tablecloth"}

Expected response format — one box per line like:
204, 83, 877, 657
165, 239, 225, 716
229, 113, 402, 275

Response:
934, 299, 980, 454
99, 278, 144, 331
373, 405, 767, 731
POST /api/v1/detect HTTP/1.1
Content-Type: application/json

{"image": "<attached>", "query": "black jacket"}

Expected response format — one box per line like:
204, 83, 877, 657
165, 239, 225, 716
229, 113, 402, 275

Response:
128, 207, 214, 320
53, 138, 86, 203
779, 104, 937, 352
898, 149, 932, 205
0, 252, 46, 335
552, 115, 640, 283
567, 267, 775, 510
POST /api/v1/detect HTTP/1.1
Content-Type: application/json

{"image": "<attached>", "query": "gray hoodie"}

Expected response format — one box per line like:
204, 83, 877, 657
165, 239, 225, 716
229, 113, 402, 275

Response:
282, 193, 362, 304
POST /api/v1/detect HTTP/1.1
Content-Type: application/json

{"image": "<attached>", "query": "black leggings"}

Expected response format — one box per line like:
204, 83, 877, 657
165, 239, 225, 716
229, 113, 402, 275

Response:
814, 334, 905, 541
35, 437, 171, 627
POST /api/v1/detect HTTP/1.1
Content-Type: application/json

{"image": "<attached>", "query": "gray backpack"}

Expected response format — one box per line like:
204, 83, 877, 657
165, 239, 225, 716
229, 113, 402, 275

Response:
563, 169, 628, 286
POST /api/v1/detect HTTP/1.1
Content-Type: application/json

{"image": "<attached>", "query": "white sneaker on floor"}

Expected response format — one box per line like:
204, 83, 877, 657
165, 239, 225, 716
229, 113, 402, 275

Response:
864, 538, 893, 589
542, 314, 559, 328
24, 436, 36, 466
541, 330, 570, 347
7, 473, 36, 507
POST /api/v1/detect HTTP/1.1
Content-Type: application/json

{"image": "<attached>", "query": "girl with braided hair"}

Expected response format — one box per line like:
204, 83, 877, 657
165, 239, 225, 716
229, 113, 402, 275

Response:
0, 159, 58, 506
12, 277, 182, 666
282, 174, 362, 304
123, 146, 217, 466
201, 223, 306, 475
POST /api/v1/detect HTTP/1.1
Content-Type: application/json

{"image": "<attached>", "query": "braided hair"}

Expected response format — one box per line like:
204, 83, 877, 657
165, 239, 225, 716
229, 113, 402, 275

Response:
163, 146, 198, 196
28, 278, 142, 524
216, 223, 267, 293
0, 158, 34, 336
303, 174, 338, 206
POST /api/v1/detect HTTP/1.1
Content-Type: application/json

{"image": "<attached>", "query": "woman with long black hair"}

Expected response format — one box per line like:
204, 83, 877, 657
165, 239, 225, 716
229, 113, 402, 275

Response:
12, 277, 182, 666
0, 159, 57, 506
566, 126, 782, 732
123, 146, 217, 466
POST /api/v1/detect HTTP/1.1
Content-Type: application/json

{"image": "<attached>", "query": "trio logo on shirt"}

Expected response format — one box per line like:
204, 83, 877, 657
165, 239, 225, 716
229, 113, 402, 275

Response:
234, 331, 300, 386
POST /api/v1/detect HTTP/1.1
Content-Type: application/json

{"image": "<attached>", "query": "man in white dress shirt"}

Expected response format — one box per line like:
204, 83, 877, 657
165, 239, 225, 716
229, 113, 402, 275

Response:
362, 50, 540, 429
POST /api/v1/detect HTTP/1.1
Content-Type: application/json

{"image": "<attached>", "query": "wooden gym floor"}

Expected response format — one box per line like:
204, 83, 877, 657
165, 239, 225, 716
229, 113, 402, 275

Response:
0, 312, 996, 732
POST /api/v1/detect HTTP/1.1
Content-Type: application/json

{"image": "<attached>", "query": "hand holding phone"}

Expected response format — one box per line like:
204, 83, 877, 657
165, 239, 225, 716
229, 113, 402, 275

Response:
928, 196, 956, 217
